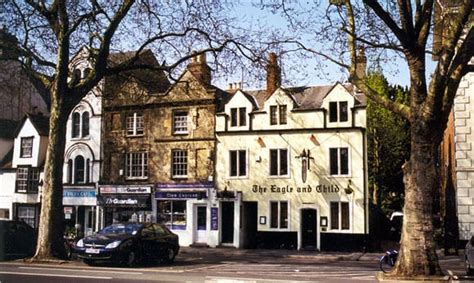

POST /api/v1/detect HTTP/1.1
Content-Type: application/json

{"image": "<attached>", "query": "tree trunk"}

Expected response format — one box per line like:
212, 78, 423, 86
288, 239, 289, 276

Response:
32, 91, 69, 260
393, 127, 443, 276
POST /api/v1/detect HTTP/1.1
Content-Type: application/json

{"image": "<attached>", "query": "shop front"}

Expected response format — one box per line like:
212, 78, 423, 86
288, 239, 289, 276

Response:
98, 185, 153, 228
63, 188, 97, 237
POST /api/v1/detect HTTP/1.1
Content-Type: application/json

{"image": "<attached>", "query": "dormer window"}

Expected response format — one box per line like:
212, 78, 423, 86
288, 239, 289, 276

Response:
329, 101, 348, 123
230, 107, 246, 127
20, 137, 33, 158
270, 105, 287, 125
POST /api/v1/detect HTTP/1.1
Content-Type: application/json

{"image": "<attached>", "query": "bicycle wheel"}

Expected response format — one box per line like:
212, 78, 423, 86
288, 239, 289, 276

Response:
379, 256, 395, 273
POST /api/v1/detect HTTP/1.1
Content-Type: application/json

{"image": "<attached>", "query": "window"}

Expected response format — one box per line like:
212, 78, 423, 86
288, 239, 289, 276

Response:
126, 112, 144, 136
269, 149, 289, 176
72, 111, 90, 138
173, 111, 188, 134
16, 167, 39, 193
157, 200, 186, 230
270, 201, 288, 229
125, 152, 148, 179
67, 159, 73, 184
230, 107, 247, 127
270, 105, 287, 125
20, 137, 33, 158
74, 156, 85, 184
17, 206, 36, 228
229, 150, 246, 177
329, 101, 348, 123
329, 147, 349, 175
172, 150, 188, 178
330, 202, 350, 230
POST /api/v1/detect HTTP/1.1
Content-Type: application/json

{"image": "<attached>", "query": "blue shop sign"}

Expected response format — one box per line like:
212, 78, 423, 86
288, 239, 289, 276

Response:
155, 191, 207, 199
63, 190, 96, 198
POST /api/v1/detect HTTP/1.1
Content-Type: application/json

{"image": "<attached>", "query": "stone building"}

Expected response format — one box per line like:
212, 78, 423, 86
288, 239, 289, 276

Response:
214, 54, 368, 250
100, 51, 227, 246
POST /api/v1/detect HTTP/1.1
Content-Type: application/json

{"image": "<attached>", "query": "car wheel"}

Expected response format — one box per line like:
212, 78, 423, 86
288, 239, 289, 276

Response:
83, 259, 96, 266
125, 250, 137, 267
165, 247, 176, 263
467, 257, 474, 276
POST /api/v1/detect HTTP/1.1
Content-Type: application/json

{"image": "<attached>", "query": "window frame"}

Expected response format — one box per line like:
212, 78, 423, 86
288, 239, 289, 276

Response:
15, 166, 39, 194
173, 110, 188, 134
329, 147, 350, 176
269, 200, 289, 230
20, 136, 34, 158
171, 149, 188, 178
329, 201, 350, 231
230, 107, 247, 127
269, 148, 289, 177
270, 105, 287, 125
229, 149, 247, 178
125, 152, 148, 180
126, 112, 144, 137
329, 101, 349, 123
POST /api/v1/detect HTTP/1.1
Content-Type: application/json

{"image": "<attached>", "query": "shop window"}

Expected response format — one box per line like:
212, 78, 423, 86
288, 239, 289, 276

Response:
173, 110, 188, 134
20, 137, 33, 158
230, 107, 246, 127
269, 148, 289, 176
172, 149, 188, 178
126, 112, 144, 136
270, 105, 287, 125
157, 200, 186, 230
270, 201, 288, 229
330, 202, 350, 230
125, 152, 148, 179
329, 147, 349, 176
329, 101, 348, 123
229, 150, 246, 177
17, 206, 36, 228
15, 167, 39, 193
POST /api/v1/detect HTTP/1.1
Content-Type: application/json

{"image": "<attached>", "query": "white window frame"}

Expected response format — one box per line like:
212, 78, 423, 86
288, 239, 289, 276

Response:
173, 111, 188, 134
125, 152, 148, 179
229, 149, 247, 178
269, 200, 289, 230
172, 149, 188, 178
329, 147, 350, 176
329, 101, 349, 123
269, 148, 290, 177
269, 104, 287, 125
126, 112, 144, 136
329, 201, 351, 232
71, 111, 90, 138
230, 107, 247, 127
17, 206, 36, 228
20, 137, 33, 158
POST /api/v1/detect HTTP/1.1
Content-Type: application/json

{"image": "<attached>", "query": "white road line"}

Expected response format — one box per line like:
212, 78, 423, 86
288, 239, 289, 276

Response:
18, 266, 143, 275
206, 276, 319, 283
0, 271, 112, 279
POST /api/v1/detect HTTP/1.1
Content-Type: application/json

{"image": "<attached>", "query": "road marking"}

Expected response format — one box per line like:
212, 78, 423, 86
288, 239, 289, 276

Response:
18, 266, 143, 275
206, 276, 319, 283
0, 271, 112, 279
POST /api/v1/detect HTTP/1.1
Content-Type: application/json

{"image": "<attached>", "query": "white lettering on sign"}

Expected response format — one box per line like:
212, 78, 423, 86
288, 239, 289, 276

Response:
105, 198, 139, 205
100, 186, 151, 194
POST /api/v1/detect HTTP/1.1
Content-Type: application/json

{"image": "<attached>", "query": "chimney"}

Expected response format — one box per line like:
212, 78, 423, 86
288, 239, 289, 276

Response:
266, 52, 281, 95
187, 52, 211, 85
355, 47, 367, 79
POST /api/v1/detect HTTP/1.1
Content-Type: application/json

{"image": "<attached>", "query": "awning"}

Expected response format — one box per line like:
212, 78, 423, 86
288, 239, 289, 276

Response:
97, 194, 151, 209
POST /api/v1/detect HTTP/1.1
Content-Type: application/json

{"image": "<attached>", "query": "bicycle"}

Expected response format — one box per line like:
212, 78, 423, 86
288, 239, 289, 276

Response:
379, 249, 398, 273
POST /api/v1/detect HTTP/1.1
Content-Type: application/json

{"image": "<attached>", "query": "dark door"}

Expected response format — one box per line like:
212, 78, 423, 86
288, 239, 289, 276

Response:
243, 202, 258, 248
221, 202, 234, 244
301, 209, 317, 250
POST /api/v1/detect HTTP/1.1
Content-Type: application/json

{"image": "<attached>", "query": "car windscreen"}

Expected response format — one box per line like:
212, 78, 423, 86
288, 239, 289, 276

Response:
98, 223, 141, 235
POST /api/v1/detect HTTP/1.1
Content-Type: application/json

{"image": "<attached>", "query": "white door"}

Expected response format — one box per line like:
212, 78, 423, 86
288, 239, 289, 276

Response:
194, 205, 207, 243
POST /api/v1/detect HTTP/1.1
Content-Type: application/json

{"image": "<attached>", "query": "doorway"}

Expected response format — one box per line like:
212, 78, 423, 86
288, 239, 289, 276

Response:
301, 209, 317, 250
221, 202, 234, 244
243, 202, 258, 248
194, 205, 207, 243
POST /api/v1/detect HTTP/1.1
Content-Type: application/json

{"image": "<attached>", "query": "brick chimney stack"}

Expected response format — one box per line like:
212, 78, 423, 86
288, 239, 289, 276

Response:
266, 52, 281, 95
187, 52, 211, 85
355, 47, 367, 79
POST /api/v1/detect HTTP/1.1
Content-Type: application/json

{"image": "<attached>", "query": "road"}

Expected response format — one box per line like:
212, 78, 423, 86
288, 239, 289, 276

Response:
0, 247, 468, 282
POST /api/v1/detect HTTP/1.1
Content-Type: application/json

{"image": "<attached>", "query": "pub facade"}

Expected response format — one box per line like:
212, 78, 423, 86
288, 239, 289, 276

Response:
214, 54, 369, 251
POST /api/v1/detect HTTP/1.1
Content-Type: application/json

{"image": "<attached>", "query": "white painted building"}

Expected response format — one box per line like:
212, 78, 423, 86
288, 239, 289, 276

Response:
62, 48, 103, 236
214, 55, 368, 251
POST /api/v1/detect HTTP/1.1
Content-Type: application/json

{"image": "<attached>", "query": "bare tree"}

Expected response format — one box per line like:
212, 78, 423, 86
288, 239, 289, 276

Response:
264, 0, 473, 278
1, 0, 260, 261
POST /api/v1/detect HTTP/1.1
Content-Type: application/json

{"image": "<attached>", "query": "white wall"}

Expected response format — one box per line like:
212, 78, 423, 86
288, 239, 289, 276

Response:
0, 170, 16, 219
12, 118, 48, 168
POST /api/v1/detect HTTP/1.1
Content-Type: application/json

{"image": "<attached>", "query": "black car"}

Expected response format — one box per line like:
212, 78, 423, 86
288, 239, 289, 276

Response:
0, 219, 36, 261
75, 222, 179, 266
465, 236, 474, 275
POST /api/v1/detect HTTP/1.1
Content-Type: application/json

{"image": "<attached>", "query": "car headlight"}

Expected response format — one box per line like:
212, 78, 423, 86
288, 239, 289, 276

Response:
105, 240, 121, 249
76, 239, 84, 248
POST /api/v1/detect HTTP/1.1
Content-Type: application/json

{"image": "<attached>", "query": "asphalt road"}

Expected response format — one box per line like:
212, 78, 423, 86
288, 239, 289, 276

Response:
0, 247, 469, 283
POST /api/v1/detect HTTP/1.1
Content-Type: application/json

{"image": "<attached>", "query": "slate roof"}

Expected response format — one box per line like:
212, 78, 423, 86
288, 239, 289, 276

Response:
0, 119, 19, 139
14, 113, 50, 138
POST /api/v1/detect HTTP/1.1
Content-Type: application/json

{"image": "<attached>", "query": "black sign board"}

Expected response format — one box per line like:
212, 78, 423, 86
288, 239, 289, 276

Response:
211, 207, 218, 230
155, 191, 207, 199
98, 194, 151, 209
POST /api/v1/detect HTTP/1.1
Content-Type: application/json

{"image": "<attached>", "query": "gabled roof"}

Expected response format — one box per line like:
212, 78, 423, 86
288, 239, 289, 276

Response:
0, 119, 19, 139
14, 113, 50, 138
